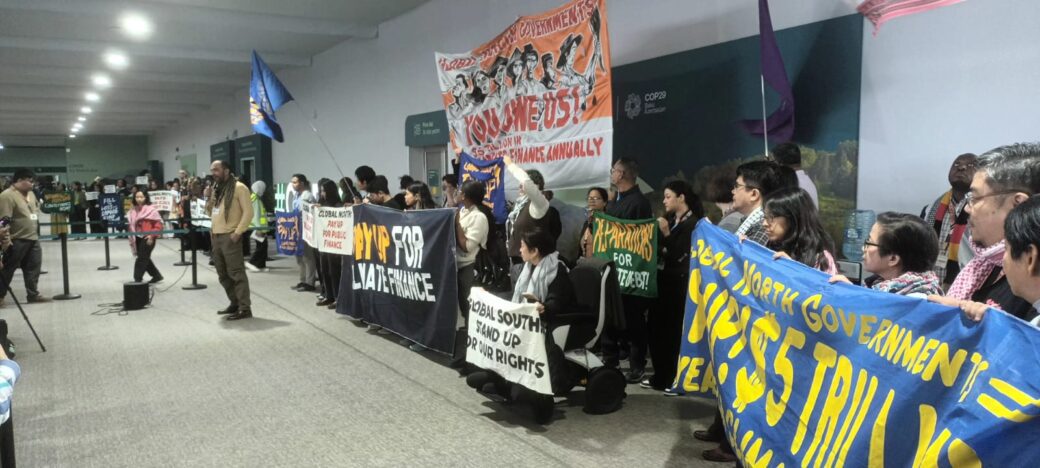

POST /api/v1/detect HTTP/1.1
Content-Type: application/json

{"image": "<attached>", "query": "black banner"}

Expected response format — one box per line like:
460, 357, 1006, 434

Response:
337, 204, 458, 354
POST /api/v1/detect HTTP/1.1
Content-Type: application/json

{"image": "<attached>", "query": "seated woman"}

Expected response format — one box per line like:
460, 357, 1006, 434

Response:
830, 212, 943, 296
758, 187, 838, 274
467, 228, 589, 423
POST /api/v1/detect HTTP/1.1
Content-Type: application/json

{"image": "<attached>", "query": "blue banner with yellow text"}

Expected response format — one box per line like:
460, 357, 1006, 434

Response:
672, 220, 1040, 466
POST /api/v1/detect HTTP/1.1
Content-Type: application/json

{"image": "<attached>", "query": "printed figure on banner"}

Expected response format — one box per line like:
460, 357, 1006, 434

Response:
275, 210, 304, 256
435, 0, 613, 191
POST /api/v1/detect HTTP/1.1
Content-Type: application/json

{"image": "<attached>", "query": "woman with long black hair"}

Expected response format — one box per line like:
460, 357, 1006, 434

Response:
642, 180, 704, 392
127, 189, 164, 283
315, 179, 343, 309
403, 182, 436, 210
761, 186, 837, 274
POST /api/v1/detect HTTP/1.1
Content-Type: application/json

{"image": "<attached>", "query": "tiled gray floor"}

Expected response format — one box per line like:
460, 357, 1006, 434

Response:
10, 239, 720, 467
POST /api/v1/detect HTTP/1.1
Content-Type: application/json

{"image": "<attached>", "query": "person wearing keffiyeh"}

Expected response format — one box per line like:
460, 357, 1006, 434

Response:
206, 160, 254, 321
830, 212, 942, 297
921, 153, 976, 289
928, 143, 1040, 321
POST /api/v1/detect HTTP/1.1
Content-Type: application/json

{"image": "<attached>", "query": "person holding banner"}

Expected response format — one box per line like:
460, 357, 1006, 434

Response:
87, 181, 105, 235
469, 228, 585, 423
315, 180, 343, 309
206, 160, 254, 321
579, 187, 608, 258
286, 174, 317, 292
364, 176, 401, 210
49, 183, 70, 236
732, 161, 785, 245
127, 190, 164, 284
760, 187, 837, 274
993, 195, 1040, 322
440, 174, 458, 208
451, 180, 491, 367
504, 156, 561, 264
403, 182, 436, 210
71, 181, 88, 236
829, 212, 943, 296
602, 158, 652, 382
642, 180, 703, 392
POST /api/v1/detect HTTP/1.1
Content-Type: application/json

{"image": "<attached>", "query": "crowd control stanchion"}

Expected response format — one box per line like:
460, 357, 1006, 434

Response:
97, 223, 119, 271
182, 224, 207, 291
173, 243, 191, 267
52, 233, 81, 301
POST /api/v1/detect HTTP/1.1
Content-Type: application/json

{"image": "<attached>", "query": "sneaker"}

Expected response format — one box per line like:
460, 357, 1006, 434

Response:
291, 283, 306, 290
639, 378, 654, 389
408, 343, 424, 352
326, 303, 336, 310
245, 263, 260, 272
316, 298, 334, 307
26, 295, 52, 304
297, 284, 316, 292
663, 388, 681, 397
367, 324, 382, 332
625, 369, 646, 384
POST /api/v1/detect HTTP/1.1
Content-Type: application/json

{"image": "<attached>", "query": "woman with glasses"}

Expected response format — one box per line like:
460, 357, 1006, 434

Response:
579, 187, 608, 258
830, 212, 943, 296
758, 187, 837, 274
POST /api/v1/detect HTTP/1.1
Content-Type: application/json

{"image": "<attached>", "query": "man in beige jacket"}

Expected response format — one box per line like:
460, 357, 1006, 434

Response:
207, 160, 254, 320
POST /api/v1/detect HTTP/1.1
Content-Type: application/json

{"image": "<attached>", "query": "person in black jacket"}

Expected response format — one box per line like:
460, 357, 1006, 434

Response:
469, 228, 588, 424
603, 157, 653, 382
642, 180, 703, 392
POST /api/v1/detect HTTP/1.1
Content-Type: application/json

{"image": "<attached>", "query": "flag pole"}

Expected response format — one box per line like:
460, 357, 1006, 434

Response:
291, 101, 347, 180
760, 74, 769, 158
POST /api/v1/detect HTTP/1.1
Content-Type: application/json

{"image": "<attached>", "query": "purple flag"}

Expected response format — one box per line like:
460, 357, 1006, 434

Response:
741, 0, 795, 143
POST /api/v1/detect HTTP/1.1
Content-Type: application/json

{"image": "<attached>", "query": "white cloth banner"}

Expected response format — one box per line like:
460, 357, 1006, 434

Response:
315, 206, 354, 255
301, 205, 317, 248
149, 190, 175, 212
466, 288, 552, 395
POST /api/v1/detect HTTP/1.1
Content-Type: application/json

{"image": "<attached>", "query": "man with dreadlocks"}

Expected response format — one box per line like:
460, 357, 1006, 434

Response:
206, 160, 255, 321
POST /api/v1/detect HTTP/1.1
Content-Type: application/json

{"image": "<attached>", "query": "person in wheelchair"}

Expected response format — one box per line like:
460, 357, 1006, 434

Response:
467, 228, 595, 423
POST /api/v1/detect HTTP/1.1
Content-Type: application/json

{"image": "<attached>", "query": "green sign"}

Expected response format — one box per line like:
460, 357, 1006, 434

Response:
404, 111, 449, 147
589, 212, 659, 298
41, 191, 73, 214
275, 183, 288, 212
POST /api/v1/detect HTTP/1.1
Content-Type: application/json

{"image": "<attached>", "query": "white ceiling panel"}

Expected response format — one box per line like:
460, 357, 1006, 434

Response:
0, 0, 428, 139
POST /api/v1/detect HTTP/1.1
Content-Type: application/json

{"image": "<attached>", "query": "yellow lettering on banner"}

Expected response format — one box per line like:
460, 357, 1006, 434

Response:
911, 339, 940, 374
687, 269, 714, 344
766, 327, 806, 426
977, 378, 1040, 423
676, 356, 715, 393
922, 344, 967, 388
867, 389, 895, 468
377, 225, 391, 262
833, 370, 879, 467
910, 405, 979, 468
800, 294, 823, 332
732, 314, 780, 413
880, 325, 907, 361
802, 353, 852, 468
733, 260, 754, 297
858, 315, 878, 344
958, 353, 989, 402
791, 342, 837, 454
780, 287, 800, 316
866, 319, 894, 350
893, 331, 926, 369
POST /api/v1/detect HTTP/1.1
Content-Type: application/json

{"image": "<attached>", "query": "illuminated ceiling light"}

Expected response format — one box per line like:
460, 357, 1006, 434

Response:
91, 73, 112, 88
85, 92, 100, 102
71, 128, 80, 134
119, 12, 154, 40
68, 134, 76, 139
81, 106, 93, 114
0, 143, 4, 150
103, 50, 129, 70
77, 116, 87, 122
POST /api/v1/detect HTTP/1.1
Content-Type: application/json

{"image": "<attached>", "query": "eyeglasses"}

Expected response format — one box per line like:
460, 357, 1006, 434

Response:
862, 239, 880, 249
733, 182, 757, 191
965, 190, 1021, 207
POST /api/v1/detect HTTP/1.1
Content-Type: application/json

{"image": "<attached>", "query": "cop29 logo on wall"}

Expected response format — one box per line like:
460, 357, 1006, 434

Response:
624, 93, 641, 120
624, 91, 668, 120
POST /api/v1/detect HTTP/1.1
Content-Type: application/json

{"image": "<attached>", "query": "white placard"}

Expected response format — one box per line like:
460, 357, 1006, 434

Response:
315, 206, 354, 255
135, 176, 149, 186
301, 205, 316, 247
149, 190, 175, 212
104, 185, 116, 194
85, 191, 99, 201
466, 288, 552, 395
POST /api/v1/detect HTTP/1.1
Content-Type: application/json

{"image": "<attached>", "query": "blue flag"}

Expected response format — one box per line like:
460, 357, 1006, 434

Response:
250, 50, 294, 142
674, 220, 1040, 466
459, 152, 507, 224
